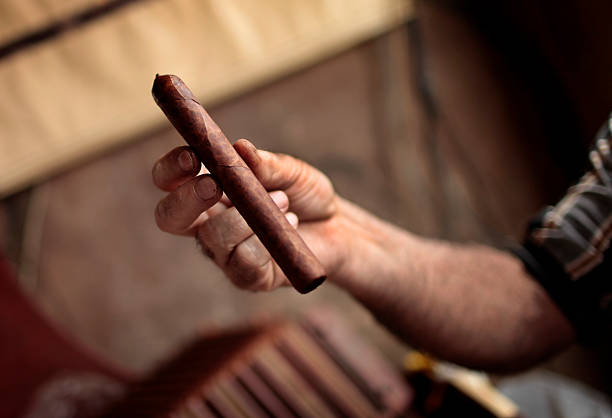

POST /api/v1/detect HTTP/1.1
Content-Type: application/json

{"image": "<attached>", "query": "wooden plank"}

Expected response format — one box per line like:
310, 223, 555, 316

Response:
0, 0, 413, 197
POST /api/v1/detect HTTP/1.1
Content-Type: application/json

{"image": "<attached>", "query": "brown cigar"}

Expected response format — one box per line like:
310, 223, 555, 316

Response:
152, 74, 326, 293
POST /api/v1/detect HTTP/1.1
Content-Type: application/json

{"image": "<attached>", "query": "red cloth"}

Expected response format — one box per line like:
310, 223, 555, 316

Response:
0, 256, 130, 418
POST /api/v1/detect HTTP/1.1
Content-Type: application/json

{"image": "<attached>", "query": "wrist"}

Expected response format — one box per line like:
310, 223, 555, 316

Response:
326, 197, 414, 298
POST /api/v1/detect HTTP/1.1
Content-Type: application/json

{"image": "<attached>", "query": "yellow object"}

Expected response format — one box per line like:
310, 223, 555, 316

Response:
403, 350, 436, 373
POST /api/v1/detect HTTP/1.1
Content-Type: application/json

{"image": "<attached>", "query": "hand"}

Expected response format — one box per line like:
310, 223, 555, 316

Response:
152, 139, 343, 291
153, 140, 576, 371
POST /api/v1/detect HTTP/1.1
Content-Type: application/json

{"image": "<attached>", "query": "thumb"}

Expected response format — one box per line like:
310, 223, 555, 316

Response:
233, 139, 336, 221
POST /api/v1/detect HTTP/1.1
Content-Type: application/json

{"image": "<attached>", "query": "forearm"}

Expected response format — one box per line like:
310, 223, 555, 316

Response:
329, 198, 575, 372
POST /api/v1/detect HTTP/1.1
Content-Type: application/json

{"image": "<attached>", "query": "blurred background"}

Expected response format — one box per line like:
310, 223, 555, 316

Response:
1, 0, 612, 416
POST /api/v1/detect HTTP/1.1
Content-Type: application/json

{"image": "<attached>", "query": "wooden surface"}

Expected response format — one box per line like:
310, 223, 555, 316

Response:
0, 0, 412, 197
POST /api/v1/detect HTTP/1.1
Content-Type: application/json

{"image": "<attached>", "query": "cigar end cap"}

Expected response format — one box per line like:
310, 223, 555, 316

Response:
152, 74, 198, 104
296, 275, 326, 294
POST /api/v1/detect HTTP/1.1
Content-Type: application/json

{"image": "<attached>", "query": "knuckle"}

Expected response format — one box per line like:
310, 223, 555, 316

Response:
276, 152, 296, 165
252, 259, 274, 283
218, 208, 243, 251
196, 218, 216, 245
251, 266, 276, 292
227, 266, 256, 290
227, 249, 273, 290
195, 231, 216, 261
197, 218, 233, 264
211, 208, 250, 254
272, 153, 303, 187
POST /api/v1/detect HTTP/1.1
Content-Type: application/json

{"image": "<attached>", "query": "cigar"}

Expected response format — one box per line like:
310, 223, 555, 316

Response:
152, 74, 326, 293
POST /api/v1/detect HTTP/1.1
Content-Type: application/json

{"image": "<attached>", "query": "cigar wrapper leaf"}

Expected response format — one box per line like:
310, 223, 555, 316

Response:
152, 74, 326, 294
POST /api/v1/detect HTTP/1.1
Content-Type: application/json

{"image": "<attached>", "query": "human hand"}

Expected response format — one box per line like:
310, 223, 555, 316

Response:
152, 139, 343, 291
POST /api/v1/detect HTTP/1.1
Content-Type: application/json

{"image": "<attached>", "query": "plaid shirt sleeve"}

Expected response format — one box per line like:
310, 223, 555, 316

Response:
516, 112, 612, 341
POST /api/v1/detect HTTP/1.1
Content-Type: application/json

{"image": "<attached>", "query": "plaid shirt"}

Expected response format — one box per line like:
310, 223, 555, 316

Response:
517, 113, 612, 340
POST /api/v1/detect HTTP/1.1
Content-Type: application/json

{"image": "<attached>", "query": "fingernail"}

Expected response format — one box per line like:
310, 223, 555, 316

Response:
195, 176, 218, 200
285, 212, 299, 228
178, 150, 196, 171
270, 191, 288, 209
